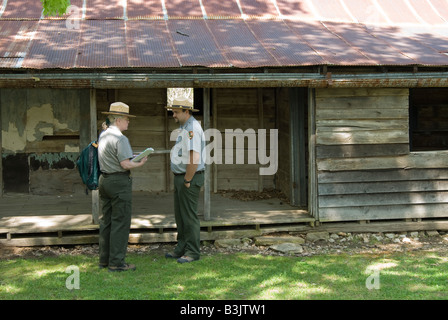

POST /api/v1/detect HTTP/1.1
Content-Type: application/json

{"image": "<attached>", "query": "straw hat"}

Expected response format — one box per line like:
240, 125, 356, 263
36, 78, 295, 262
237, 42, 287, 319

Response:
102, 102, 136, 117
166, 97, 199, 112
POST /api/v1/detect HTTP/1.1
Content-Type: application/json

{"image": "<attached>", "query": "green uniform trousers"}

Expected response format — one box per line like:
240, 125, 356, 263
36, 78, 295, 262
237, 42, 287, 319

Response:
173, 173, 204, 260
98, 173, 132, 267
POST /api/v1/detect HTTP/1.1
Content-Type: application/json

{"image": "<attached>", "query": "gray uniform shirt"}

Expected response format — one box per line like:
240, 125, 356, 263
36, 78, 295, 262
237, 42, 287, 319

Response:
170, 115, 206, 174
98, 125, 133, 173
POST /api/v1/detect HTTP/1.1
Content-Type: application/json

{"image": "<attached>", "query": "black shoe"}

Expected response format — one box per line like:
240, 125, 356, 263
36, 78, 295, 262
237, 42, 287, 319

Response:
98, 263, 108, 269
108, 263, 136, 272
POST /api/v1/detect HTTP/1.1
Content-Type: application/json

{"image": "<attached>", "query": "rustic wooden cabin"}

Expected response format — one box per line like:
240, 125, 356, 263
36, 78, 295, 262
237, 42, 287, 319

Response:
1, 0, 448, 245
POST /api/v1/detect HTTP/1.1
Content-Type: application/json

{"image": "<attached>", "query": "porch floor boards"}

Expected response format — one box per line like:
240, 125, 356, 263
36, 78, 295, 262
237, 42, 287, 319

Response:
0, 192, 313, 246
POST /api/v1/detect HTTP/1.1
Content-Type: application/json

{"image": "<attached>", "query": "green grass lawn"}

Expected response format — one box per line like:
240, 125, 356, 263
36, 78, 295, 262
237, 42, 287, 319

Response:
1, 250, 448, 300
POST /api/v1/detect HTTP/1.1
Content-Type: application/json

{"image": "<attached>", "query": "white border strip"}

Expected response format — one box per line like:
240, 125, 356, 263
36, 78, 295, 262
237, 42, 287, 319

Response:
0, 0, 8, 18
199, 0, 208, 19
160, 0, 168, 20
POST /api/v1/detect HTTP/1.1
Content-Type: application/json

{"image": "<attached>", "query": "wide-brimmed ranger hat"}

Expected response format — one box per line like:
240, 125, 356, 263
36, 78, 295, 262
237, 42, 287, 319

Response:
166, 97, 199, 112
102, 102, 136, 117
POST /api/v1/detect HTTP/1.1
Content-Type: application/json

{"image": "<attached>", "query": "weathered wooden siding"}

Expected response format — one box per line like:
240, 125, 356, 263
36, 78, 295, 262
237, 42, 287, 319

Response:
1, 87, 284, 196
276, 88, 291, 198
96, 88, 277, 192
96, 88, 172, 192
316, 88, 448, 221
215, 88, 276, 191
1, 88, 86, 195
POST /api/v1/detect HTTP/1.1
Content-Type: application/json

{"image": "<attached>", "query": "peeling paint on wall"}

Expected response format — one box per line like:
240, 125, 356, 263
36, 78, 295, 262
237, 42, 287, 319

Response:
2, 90, 81, 153
29, 152, 78, 171
65, 144, 80, 152
26, 103, 54, 142
2, 122, 26, 152
1, 88, 86, 194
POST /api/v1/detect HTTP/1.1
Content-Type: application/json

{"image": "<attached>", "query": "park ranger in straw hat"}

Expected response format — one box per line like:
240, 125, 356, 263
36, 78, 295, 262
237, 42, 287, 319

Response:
165, 96, 206, 263
98, 102, 147, 272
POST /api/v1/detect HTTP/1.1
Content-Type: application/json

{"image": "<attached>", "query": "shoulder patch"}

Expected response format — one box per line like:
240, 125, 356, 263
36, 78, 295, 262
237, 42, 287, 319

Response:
188, 131, 194, 139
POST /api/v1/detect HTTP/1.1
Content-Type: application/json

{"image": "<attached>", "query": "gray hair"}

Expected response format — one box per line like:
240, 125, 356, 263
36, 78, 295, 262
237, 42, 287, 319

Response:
107, 114, 124, 125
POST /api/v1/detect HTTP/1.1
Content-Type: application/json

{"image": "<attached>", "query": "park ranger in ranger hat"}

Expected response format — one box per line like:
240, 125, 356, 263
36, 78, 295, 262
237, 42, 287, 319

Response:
165, 96, 206, 263
98, 102, 147, 272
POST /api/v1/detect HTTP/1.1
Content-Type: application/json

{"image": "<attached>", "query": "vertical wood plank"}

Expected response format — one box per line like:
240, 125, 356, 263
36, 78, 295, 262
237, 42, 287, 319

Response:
297, 88, 307, 206
90, 89, 99, 224
79, 90, 90, 149
257, 88, 264, 192
289, 88, 299, 205
289, 88, 307, 207
203, 88, 211, 221
212, 88, 218, 193
164, 89, 170, 192
308, 88, 318, 219
276, 88, 290, 197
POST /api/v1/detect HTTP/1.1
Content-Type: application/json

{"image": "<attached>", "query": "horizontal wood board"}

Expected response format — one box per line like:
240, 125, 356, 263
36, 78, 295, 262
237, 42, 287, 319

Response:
315, 88, 448, 222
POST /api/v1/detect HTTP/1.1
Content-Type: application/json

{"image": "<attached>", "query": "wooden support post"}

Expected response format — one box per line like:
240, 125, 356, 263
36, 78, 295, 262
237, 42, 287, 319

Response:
212, 89, 218, 193
297, 89, 307, 206
203, 88, 211, 221
257, 88, 264, 192
90, 89, 100, 225
164, 89, 171, 192
308, 88, 318, 220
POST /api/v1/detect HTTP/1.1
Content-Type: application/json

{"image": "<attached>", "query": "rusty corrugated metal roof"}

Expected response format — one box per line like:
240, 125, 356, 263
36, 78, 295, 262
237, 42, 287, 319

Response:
1, 0, 448, 69
125, 20, 179, 68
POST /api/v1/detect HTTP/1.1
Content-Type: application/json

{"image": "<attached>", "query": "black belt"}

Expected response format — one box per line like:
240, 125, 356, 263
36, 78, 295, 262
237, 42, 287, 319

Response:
101, 171, 130, 176
173, 170, 204, 176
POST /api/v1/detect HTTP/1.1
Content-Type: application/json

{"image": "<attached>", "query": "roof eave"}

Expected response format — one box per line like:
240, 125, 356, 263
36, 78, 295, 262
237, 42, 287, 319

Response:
1, 71, 448, 88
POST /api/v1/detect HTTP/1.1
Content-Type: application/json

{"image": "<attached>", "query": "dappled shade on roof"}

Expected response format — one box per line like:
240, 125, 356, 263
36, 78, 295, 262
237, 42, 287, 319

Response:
1, 0, 448, 69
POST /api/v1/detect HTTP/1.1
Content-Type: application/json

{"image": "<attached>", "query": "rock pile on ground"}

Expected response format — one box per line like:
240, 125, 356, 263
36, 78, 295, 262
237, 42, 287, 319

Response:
209, 230, 448, 257
1, 230, 447, 260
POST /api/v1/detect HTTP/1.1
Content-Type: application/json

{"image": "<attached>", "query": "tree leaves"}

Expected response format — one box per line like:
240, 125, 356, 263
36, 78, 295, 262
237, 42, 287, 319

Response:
40, 0, 71, 17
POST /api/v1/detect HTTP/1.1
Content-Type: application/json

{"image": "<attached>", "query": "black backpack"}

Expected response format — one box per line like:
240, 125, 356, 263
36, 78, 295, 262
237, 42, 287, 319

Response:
76, 141, 100, 193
